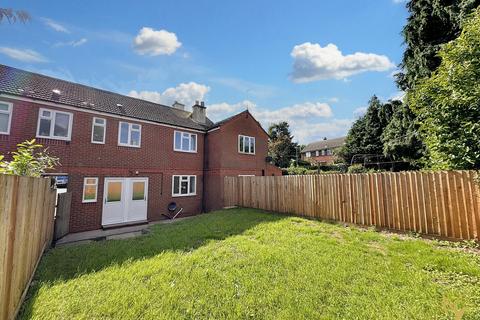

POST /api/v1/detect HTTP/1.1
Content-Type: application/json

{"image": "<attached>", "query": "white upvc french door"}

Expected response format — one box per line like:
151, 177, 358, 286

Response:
102, 177, 148, 226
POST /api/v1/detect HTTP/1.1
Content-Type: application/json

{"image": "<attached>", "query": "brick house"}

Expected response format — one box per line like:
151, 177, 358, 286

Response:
300, 137, 346, 165
0, 64, 281, 233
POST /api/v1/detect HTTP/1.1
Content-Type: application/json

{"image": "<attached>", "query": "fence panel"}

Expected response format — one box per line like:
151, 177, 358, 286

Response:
0, 175, 56, 320
54, 192, 72, 241
224, 171, 480, 241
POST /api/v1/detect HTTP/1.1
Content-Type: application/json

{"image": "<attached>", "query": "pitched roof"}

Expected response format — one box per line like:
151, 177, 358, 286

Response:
302, 136, 346, 153
0, 64, 213, 131
209, 110, 269, 137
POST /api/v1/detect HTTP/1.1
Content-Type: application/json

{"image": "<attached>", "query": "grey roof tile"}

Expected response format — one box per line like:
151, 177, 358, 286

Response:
302, 136, 346, 152
0, 64, 214, 130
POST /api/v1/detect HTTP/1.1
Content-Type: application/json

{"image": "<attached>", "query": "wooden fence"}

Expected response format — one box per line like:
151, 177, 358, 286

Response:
0, 175, 56, 320
224, 171, 480, 241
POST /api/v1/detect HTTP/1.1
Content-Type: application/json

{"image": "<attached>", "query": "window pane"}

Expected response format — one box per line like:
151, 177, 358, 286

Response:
189, 176, 195, 194
173, 176, 180, 194
132, 182, 145, 200
0, 103, 9, 112
191, 135, 196, 151
41, 110, 51, 117
250, 138, 255, 153
0, 113, 9, 132
244, 138, 250, 153
83, 185, 97, 201
239, 136, 244, 152
182, 134, 190, 151
175, 132, 182, 150
180, 180, 188, 194
53, 113, 70, 137
93, 125, 104, 142
85, 178, 97, 185
39, 118, 51, 136
131, 124, 140, 130
131, 130, 140, 146
94, 118, 105, 125
120, 123, 129, 144
107, 182, 122, 202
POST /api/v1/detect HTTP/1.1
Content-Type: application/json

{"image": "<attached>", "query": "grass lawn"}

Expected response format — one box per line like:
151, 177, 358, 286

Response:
20, 208, 480, 319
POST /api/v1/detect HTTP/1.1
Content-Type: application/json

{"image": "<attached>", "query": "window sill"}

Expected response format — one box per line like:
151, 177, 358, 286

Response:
238, 152, 256, 155
172, 193, 197, 197
173, 149, 198, 154
117, 143, 141, 148
36, 135, 71, 142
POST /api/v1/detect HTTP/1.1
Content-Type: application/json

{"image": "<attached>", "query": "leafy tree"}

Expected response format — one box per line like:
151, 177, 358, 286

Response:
382, 101, 425, 166
0, 8, 30, 24
268, 121, 298, 168
0, 139, 59, 177
409, 8, 480, 169
338, 96, 393, 163
396, 0, 480, 91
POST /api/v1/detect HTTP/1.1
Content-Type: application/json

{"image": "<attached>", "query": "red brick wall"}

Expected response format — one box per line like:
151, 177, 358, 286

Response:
204, 111, 281, 211
0, 98, 205, 232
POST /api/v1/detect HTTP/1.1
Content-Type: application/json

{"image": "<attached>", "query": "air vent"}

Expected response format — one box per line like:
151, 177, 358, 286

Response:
51, 89, 61, 100
117, 104, 126, 114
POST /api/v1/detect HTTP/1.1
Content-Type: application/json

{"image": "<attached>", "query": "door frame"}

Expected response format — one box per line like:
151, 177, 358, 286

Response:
102, 177, 149, 226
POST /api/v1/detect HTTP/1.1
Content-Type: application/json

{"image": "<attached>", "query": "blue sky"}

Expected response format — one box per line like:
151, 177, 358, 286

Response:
0, 0, 408, 143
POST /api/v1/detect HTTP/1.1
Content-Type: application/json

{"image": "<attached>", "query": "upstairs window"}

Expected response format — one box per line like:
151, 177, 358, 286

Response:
238, 135, 255, 154
172, 175, 196, 196
306, 151, 311, 158
118, 122, 141, 147
36, 108, 73, 140
0, 101, 12, 134
315, 151, 319, 157
91, 117, 106, 144
174, 131, 197, 152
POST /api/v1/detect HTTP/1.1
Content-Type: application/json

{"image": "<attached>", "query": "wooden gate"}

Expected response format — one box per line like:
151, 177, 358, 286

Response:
54, 192, 72, 241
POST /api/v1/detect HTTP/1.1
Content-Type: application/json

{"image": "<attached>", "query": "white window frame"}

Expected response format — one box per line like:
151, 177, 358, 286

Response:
174, 130, 197, 153
238, 135, 255, 155
0, 101, 13, 135
118, 121, 141, 148
306, 151, 311, 158
172, 175, 196, 197
91, 117, 106, 144
315, 150, 319, 157
36, 108, 73, 141
82, 177, 98, 203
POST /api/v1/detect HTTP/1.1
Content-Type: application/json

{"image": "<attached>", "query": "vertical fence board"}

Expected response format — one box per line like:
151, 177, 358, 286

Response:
224, 171, 480, 242
0, 176, 55, 320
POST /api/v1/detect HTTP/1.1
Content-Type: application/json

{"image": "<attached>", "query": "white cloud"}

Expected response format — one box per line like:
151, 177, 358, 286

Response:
0, 47, 47, 63
129, 82, 210, 108
133, 27, 181, 56
54, 38, 88, 48
42, 18, 69, 33
207, 100, 348, 143
353, 107, 368, 118
290, 42, 395, 82
392, 0, 406, 3
390, 91, 405, 101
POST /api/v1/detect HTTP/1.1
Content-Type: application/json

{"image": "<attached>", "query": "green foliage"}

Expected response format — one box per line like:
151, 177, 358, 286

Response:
409, 9, 480, 169
396, 0, 480, 91
338, 96, 394, 163
0, 8, 30, 24
284, 165, 318, 176
268, 121, 299, 168
0, 139, 59, 177
381, 100, 425, 167
19, 208, 480, 319
347, 164, 369, 173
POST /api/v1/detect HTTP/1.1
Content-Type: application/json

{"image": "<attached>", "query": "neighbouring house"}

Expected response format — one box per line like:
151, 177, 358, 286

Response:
300, 137, 346, 165
0, 64, 281, 233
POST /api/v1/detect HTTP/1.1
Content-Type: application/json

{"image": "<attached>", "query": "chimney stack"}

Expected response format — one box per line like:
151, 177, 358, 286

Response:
192, 101, 206, 124
172, 101, 185, 110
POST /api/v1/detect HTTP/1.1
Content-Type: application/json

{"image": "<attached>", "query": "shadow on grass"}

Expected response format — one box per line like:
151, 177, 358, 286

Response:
33, 208, 286, 283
